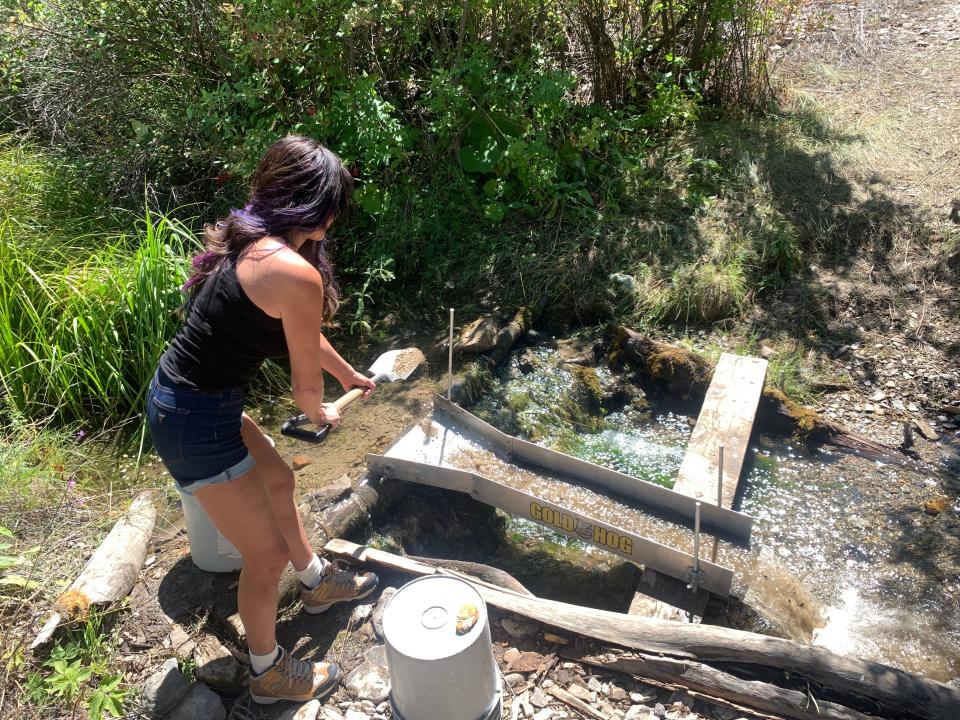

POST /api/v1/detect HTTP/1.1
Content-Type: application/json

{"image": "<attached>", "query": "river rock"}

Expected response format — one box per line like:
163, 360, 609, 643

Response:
609, 272, 639, 295
455, 316, 499, 353
278, 699, 322, 720
364, 644, 387, 668
501, 616, 538, 638
350, 599, 375, 625
320, 708, 346, 720
371, 586, 398, 640
531, 686, 551, 707
193, 634, 247, 694
165, 682, 226, 720
292, 454, 312, 470
343, 661, 390, 703
504, 672, 526, 687
140, 657, 190, 719
624, 707, 655, 720
344, 709, 371, 720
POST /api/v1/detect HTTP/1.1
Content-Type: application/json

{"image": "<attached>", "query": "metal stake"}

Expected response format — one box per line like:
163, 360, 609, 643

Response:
447, 308, 455, 400
711, 445, 724, 563
691, 501, 702, 594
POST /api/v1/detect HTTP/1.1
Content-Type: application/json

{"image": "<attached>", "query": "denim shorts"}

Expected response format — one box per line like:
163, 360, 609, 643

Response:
146, 367, 255, 495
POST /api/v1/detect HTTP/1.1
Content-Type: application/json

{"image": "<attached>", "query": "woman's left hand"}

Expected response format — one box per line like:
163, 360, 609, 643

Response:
339, 370, 376, 398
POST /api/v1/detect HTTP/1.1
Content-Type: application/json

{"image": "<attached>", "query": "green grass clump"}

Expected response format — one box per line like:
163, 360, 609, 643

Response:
0, 211, 195, 433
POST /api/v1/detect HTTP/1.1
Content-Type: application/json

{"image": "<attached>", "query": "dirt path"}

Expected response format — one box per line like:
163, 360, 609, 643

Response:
763, 0, 960, 458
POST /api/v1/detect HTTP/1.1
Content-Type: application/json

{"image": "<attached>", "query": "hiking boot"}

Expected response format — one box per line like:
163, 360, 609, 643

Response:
300, 562, 379, 614
248, 646, 339, 704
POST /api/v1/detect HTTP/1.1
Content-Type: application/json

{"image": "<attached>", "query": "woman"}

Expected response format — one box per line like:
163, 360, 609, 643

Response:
146, 136, 378, 704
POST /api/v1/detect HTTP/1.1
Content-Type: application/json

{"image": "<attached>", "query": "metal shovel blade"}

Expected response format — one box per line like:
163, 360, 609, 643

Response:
368, 347, 426, 383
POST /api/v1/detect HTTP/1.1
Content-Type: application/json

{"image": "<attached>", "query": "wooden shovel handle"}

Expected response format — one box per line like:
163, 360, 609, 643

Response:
332, 386, 366, 412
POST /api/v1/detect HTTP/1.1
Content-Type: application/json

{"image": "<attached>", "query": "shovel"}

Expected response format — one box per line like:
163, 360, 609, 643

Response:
280, 347, 425, 444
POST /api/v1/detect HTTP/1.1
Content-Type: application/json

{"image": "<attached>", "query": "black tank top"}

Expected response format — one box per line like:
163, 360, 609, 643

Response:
159, 258, 288, 391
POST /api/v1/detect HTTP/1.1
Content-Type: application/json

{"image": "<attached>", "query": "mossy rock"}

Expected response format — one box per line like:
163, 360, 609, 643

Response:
555, 366, 606, 432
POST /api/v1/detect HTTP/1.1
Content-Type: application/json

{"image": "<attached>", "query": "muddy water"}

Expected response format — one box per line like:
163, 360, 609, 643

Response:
394, 346, 960, 681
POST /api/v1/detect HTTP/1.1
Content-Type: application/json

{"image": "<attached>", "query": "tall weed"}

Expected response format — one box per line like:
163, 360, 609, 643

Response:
0, 211, 195, 432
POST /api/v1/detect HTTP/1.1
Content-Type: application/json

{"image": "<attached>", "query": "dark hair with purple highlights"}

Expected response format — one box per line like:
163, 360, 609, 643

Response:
186, 135, 353, 324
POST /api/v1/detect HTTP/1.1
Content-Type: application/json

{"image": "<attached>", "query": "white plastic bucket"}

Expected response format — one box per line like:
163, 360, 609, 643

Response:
178, 490, 243, 572
382, 576, 502, 720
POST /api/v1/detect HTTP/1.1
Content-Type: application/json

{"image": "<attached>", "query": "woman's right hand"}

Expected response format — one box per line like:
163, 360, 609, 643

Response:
317, 403, 341, 429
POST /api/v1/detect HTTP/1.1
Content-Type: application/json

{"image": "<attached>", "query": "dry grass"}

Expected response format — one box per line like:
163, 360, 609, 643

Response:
780, 0, 960, 247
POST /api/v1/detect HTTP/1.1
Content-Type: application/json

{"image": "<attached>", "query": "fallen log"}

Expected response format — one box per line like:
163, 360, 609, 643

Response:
32, 492, 156, 650
610, 325, 930, 473
326, 539, 960, 720
572, 649, 876, 720
450, 299, 548, 406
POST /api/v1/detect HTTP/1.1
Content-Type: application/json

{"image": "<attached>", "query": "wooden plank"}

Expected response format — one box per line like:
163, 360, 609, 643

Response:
674, 353, 767, 508
367, 453, 734, 596
325, 540, 960, 720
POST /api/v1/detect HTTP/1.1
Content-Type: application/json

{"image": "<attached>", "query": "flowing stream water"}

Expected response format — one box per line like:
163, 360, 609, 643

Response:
414, 344, 960, 681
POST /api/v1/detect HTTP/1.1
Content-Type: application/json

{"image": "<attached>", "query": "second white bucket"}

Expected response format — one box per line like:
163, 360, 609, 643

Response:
178, 490, 243, 573
382, 576, 501, 720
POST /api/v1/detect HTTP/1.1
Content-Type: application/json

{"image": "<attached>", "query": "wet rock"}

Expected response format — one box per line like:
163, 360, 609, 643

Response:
193, 634, 247, 694
343, 661, 390, 704
140, 657, 190, 719
278, 699, 322, 720
455, 316, 499, 353
517, 348, 541, 374
371, 586, 398, 640
165, 682, 226, 720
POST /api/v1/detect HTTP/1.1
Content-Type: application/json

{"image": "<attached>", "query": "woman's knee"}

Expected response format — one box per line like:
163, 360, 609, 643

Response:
243, 537, 290, 580
266, 464, 296, 496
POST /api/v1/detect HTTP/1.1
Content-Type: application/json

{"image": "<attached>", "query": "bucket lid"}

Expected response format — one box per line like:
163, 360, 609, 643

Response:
382, 576, 488, 661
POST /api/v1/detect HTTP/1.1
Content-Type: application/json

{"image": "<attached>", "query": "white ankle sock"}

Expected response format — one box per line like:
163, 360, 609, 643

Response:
250, 644, 281, 675
296, 553, 329, 590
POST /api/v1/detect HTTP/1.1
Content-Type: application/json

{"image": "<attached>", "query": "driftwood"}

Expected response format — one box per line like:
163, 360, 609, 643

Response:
611, 325, 929, 473
326, 539, 960, 720
32, 492, 156, 650
573, 649, 876, 720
